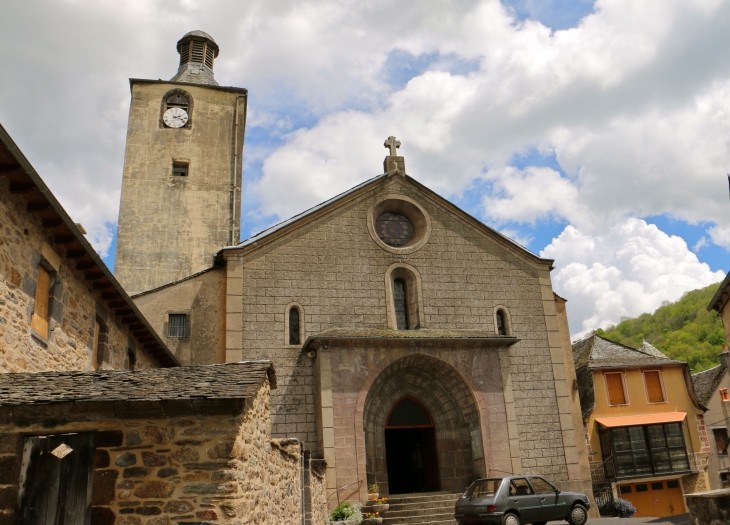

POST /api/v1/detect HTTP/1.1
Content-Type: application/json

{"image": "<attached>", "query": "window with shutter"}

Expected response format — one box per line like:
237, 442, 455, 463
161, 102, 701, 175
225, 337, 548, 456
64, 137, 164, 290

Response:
644, 370, 666, 403
713, 428, 729, 455
605, 372, 627, 405
31, 265, 51, 338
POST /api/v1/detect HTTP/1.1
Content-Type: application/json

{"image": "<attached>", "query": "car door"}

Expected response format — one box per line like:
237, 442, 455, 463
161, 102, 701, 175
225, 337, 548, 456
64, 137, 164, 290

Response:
529, 476, 566, 521
507, 478, 542, 523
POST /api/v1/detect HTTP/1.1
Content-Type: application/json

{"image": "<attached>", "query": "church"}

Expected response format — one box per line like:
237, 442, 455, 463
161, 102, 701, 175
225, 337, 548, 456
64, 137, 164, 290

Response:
115, 31, 593, 505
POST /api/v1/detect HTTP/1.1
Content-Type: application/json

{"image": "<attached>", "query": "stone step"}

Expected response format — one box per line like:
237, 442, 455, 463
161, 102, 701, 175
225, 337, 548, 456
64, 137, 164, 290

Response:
381, 512, 456, 525
382, 505, 458, 518
383, 492, 461, 505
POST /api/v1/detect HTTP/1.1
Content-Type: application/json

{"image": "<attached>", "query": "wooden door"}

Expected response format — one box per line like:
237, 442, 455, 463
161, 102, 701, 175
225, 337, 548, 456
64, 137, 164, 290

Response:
618, 480, 686, 518
19, 433, 95, 525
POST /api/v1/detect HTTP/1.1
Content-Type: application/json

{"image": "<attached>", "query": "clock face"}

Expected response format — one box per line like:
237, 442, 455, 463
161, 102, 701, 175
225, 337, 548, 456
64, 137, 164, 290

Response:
163, 107, 188, 128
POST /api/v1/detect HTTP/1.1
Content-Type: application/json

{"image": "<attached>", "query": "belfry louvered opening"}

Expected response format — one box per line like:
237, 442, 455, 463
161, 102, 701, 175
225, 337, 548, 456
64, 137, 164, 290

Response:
179, 39, 217, 70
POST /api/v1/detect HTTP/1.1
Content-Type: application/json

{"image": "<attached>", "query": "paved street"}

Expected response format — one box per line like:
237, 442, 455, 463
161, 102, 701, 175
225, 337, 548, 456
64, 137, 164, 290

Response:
547, 514, 691, 525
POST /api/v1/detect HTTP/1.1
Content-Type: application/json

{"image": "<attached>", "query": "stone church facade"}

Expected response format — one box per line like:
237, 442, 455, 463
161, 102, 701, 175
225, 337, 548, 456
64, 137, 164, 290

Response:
119, 32, 594, 504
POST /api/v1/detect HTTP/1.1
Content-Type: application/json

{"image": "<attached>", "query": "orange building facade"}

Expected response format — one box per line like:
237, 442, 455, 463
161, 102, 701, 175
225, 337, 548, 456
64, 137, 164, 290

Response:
574, 335, 710, 518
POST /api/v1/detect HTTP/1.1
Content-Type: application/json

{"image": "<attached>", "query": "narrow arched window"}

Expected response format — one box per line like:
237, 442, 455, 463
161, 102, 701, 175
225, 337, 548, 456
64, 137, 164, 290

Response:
496, 310, 506, 335
289, 307, 300, 345
394, 278, 409, 330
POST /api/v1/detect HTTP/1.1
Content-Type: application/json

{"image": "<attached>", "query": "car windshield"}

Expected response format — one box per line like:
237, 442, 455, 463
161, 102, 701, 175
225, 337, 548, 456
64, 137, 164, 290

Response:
466, 478, 503, 498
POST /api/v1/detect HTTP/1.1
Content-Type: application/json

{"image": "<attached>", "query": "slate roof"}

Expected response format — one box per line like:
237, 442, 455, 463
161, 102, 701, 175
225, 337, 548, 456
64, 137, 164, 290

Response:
692, 362, 728, 406
572, 334, 685, 420
0, 361, 275, 407
302, 328, 519, 350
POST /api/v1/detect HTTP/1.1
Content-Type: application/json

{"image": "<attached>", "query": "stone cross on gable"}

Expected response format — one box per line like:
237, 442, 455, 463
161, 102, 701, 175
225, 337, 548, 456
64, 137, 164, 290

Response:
384, 136, 401, 157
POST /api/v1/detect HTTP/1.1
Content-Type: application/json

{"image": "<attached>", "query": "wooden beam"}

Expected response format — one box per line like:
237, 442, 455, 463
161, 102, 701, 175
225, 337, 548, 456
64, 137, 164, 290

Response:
9, 182, 34, 194
0, 165, 22, 174
76, 261, 95, 271
116, 308, 133, 317
66, 250, 86, 259
42, 219, 63, 228
27, 202, 52, 212
54, 234, 76, 245
84, 272, 104, 281
92, 282, 112, 290
101, 291, 119, 300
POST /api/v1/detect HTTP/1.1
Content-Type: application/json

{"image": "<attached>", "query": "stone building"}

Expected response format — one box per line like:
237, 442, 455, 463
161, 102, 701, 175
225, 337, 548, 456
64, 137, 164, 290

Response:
0, 360, 327, 525
0, 123, 178, 373
117, 33, 595, 511
114, 30, 247, 296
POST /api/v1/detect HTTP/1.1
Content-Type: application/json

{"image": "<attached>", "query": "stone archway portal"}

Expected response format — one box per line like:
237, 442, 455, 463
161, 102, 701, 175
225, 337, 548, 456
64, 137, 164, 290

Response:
385, 396, 439, 494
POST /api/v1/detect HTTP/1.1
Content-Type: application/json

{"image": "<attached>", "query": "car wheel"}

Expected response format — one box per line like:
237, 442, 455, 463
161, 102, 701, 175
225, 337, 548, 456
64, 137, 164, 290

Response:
567, 504, 588, 525
503, 512, 520, 525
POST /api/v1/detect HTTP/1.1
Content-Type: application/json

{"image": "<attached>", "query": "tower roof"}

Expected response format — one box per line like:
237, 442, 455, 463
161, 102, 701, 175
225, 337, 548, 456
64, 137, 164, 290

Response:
171, 30, 219, 86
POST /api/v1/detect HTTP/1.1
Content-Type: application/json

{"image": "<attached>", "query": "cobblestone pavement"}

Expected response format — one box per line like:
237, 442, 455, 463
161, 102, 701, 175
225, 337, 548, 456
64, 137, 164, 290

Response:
547, 514, 691, 525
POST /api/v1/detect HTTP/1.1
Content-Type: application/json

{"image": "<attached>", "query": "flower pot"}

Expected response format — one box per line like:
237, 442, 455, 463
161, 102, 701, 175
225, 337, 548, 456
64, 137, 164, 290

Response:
372, 503, 389, 512
368, 492, 379, 501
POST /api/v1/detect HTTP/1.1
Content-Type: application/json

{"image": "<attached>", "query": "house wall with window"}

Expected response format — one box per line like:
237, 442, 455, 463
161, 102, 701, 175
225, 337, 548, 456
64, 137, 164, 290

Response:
691, 352, 730, 490
0, 127, 176, 372
584, 364, 709, 512
132, 266, 226, 365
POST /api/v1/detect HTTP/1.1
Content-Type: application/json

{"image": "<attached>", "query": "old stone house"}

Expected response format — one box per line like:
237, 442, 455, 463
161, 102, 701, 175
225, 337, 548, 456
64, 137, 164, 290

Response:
0, 123, 177, 373
0, 360, 327, 525
118, 31, 595, 511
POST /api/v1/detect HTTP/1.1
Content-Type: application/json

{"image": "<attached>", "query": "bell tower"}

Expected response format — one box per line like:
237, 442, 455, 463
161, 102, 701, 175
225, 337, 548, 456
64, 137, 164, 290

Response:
114, 31, 247, 295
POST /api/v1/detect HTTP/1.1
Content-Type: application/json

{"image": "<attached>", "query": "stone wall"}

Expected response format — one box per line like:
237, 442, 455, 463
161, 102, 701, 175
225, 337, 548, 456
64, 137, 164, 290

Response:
0, 177, 157, 373
685, 488, 730, 525
0, 379, 327, 525
115, 81, 245, 296
226, 175, 574, 482
133, 267, 226, 365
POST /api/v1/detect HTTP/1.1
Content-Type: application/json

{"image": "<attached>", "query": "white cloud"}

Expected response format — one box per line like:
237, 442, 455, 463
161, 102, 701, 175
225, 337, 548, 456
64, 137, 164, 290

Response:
542, 218, 725, 337
693, 236, 709, 252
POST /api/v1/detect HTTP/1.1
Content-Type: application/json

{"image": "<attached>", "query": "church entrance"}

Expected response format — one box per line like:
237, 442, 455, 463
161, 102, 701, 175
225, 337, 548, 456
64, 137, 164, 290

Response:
384, 397, 439, 494
363, 354, 484, 495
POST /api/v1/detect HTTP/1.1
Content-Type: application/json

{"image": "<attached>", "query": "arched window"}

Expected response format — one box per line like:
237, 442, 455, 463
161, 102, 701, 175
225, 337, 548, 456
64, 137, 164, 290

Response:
289, 307, 300, 345
494, 307, 511, 336
393, 278, 409, 330
385, 264, 423, 330
496, 310, 506, 335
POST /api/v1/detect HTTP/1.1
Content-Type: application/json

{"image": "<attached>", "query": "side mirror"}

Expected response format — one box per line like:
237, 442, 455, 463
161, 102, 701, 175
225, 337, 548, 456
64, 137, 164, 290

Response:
555, 489, 561, 494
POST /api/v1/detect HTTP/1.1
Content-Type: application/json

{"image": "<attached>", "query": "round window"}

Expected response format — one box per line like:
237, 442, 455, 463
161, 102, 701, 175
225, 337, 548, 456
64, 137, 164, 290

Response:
376, 212, 414, 247
367, 196, 431, 254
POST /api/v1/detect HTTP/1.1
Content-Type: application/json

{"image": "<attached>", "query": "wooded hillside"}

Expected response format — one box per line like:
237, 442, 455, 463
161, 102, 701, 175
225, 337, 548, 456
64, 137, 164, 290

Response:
595, 282, 726, 372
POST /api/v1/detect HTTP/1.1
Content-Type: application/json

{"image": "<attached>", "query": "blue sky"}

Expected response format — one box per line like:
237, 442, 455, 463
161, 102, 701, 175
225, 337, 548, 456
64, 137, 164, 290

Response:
2, 0, 729, 337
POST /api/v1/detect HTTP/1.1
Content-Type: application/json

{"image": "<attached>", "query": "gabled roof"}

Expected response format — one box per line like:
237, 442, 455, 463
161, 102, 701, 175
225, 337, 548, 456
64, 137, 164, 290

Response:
0, 361, 275, 406
0, 123, 178, 367
573, 334, 682, 370
692, 362, 728, 406
572, 334, 688, 420
708, 274, 730, 313
218, 170, 551, 267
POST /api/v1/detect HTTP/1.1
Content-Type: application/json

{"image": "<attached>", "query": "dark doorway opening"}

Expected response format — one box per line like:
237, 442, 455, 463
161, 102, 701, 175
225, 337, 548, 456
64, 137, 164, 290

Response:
385, 396, 439, 494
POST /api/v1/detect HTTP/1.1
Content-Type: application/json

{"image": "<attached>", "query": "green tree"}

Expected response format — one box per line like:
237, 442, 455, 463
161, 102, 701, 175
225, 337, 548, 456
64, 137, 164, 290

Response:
596, 282, 726, 372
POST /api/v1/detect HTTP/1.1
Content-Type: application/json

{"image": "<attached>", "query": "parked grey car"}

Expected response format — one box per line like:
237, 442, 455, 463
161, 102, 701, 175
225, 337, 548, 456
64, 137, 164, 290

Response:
454, 476, 590, 525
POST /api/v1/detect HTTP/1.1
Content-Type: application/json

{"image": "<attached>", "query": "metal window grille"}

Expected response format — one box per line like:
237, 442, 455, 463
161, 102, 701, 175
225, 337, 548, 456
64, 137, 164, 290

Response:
394, 279, 408, 330
168, 314, 187, 338
172, 162, 188, 177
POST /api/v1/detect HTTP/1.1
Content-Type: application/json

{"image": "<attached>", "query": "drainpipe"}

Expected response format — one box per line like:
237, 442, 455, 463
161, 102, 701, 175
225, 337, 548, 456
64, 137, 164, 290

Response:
231, 94, 247, 246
